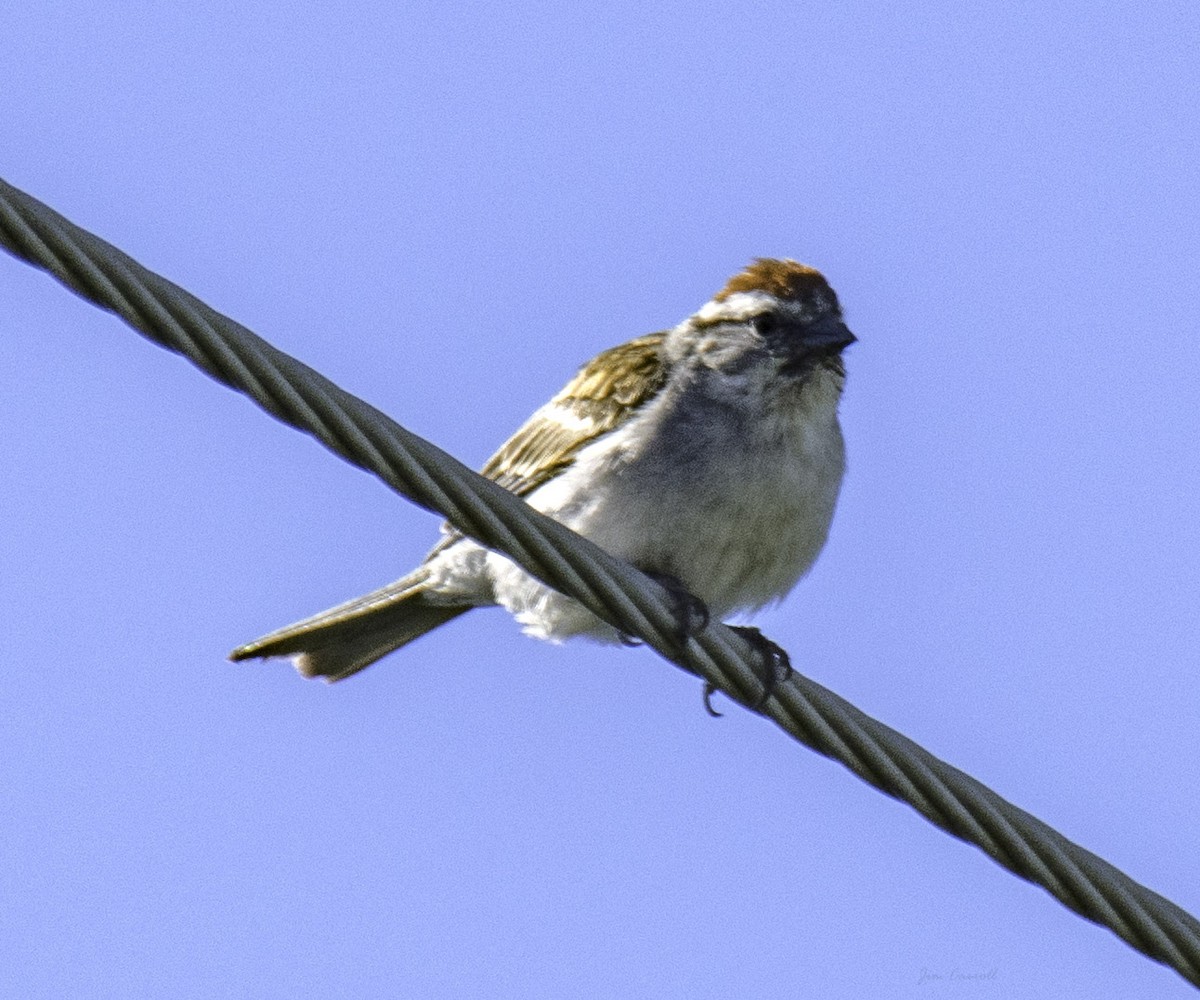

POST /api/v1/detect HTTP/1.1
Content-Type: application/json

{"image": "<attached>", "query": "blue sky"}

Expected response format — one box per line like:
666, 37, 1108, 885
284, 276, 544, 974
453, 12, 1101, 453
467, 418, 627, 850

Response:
2, 2, 1198, 997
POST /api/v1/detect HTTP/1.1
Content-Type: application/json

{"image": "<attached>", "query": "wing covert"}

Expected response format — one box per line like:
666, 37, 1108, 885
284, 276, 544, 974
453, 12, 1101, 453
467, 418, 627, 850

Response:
480, 332, 667, 497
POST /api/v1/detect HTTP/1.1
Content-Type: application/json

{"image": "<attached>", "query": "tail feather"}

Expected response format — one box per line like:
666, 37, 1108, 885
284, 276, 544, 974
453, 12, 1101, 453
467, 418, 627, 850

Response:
230, 567, 472, 681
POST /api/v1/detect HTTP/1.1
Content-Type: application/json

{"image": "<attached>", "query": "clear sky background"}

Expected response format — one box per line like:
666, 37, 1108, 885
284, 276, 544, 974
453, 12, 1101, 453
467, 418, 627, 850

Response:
2, 3, 1198, 998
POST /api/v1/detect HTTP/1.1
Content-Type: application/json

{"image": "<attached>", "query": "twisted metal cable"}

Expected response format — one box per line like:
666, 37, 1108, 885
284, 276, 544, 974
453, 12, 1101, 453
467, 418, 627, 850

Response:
2, 175, 1197, 989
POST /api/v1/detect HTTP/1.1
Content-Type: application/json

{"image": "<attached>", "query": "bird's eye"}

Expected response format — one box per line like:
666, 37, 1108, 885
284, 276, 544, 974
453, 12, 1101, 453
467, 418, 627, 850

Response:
751, 313, 778, 335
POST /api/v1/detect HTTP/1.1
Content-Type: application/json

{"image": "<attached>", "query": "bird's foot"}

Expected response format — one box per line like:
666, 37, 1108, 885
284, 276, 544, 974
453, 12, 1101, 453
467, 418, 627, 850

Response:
703, 626, 792, 717
620, 571, 709, 648
644, 571, 709, 648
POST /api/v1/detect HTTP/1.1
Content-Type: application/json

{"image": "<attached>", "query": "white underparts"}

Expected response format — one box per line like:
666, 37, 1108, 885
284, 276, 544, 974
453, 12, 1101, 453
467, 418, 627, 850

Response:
425, 346, 846, 644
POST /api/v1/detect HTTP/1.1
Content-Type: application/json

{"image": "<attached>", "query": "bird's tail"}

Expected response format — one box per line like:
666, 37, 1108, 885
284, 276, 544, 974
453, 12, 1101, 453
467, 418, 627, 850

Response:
229, 567, 472, 681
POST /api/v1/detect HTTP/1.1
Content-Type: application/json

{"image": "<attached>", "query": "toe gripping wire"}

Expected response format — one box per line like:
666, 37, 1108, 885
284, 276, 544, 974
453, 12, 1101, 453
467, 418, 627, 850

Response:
2, 176, 1198, 990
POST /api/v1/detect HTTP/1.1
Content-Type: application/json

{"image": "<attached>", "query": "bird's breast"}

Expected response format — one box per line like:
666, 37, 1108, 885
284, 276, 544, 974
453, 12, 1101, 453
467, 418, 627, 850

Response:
532, 383, 846, 617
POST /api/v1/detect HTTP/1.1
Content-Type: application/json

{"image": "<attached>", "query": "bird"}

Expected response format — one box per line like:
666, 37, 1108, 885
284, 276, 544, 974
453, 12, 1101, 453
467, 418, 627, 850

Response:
230, 258, 855, 688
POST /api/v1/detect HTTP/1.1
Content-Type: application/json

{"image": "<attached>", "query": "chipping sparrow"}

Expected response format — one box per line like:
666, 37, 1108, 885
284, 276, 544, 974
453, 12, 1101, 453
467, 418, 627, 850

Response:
231, 258, 855, 683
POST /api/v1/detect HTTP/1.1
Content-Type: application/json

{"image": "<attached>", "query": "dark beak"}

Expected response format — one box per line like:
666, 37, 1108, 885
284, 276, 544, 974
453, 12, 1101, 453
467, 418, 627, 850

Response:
776, 316, 856, 377
803, 316, 856, 353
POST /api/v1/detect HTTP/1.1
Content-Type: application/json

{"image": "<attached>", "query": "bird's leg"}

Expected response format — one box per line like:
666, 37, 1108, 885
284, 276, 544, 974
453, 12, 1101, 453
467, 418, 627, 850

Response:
619, 570, 709, 649
703, 626, 792, 717
622, 571, 793, 722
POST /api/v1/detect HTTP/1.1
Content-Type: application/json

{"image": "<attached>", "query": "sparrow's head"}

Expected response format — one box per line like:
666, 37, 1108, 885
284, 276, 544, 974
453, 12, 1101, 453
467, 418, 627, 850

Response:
667, 259, 855, 391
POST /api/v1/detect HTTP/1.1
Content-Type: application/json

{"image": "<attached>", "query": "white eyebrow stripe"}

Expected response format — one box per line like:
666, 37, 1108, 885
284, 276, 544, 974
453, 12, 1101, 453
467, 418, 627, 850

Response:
693, 290, 777, 323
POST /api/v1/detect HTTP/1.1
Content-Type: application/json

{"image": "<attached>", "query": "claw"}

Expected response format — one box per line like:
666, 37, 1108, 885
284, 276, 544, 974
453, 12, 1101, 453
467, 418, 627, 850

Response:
702, 682, 723, 718
731, 625, 792, 709
703, 626, 792, 715
643, 571, 710, 648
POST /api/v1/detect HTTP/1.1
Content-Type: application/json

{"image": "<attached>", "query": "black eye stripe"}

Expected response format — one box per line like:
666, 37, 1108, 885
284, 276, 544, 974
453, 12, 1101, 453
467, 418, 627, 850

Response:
751, 313, 778, 335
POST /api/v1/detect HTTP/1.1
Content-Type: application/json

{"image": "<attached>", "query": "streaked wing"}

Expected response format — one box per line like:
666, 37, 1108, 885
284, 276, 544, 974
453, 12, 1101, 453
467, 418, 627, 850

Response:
422, 333, 666, 562
480, 332, 667, 496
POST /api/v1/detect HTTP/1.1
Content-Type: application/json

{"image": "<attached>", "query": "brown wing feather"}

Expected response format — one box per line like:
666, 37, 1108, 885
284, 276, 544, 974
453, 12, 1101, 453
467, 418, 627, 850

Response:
421, 332, 666, 562
479, 332, 667, 496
